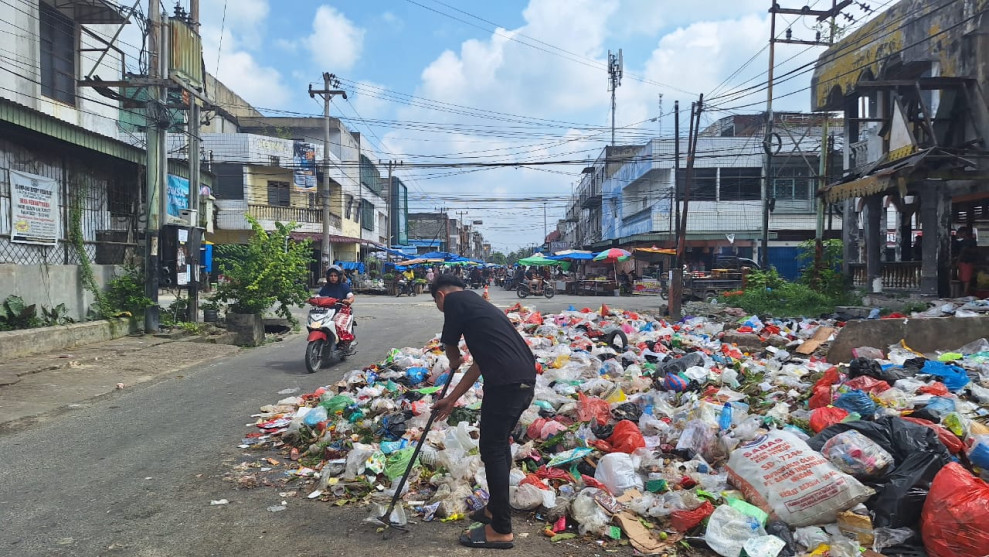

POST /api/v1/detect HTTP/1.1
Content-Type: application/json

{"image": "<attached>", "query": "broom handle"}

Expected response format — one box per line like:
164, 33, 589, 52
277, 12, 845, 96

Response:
381, 368, 456, 520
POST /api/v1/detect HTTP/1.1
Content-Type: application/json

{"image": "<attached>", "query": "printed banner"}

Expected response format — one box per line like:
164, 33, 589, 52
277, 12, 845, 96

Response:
9, 170, 60, 246
293, 141, 317, 190
166, 174, 190, 221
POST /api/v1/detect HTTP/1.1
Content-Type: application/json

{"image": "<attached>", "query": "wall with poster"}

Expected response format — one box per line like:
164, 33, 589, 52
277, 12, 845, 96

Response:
166, 174, 190, 224
293, 141, 317, 190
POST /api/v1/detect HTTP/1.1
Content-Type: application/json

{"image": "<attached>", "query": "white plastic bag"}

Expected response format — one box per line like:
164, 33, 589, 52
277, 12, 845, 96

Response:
727, 430, 874, 527
793, 526, 829, 551
509, 484, 544, 510
571, 488, 611, 535
594, 453, 643, 494
704, 504, 766, 557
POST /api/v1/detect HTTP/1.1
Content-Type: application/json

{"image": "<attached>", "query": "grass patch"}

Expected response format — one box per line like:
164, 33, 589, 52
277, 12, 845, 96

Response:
726, 281, 861, 318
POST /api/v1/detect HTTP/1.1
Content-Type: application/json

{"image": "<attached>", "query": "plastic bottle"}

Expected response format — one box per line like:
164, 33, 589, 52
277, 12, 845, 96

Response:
719, 402, 733, 431
659, 352, 704, 376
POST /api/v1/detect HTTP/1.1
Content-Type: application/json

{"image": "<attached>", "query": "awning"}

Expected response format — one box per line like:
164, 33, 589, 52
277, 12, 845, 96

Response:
821, 148, 933, 203
289, 232, 381, 247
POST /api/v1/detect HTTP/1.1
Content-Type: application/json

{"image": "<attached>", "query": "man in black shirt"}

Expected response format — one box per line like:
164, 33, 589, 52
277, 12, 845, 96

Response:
430, 274, 535, 549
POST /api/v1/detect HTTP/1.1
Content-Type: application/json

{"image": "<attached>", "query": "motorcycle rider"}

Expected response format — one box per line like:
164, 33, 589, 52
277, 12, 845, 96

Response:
317, 265, 355, 353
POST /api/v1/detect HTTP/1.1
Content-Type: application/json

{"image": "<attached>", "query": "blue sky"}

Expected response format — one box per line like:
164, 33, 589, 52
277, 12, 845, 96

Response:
180, 0, 877, 252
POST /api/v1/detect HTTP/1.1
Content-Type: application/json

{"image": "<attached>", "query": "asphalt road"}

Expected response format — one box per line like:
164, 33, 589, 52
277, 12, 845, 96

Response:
0, 287, 668, 557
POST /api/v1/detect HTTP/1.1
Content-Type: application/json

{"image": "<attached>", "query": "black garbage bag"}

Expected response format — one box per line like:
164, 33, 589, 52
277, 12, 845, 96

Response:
808, 416, 951, 528
378, 411, 412, 441
591, 422, 614, 440
765, 520, 797, 557
848, 357, 912, 383
611, 402, 642, 423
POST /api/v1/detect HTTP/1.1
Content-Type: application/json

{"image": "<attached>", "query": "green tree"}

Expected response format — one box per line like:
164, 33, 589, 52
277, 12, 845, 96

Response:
490, 251, 507, 265
213, 216, 312, 325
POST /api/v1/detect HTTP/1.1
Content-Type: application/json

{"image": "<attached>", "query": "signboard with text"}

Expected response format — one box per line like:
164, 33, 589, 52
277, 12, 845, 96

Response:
293, 141, 317, 190
9, 170, 59, 246
166, 174, 190, 223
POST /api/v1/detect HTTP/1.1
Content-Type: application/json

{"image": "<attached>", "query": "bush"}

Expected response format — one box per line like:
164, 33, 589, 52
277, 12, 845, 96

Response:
213, 216, 312, 325
797, 239, 848, 297
104, 265, 155, 318
0, 295, 40, 331
730, 281, 860, 318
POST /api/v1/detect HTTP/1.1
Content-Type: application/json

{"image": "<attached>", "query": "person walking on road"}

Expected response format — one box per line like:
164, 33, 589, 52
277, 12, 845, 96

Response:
429, 274, 536, 549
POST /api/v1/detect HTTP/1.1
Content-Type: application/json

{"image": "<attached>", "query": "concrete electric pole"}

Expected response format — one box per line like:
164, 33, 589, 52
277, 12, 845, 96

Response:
381, 159, 403, 248
308, 73, 347, 276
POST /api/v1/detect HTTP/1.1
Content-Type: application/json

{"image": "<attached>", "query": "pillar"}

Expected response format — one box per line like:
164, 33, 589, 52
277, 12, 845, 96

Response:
841, 199, 857, 275
920, 186, 951, 296
863, 195, 883, 292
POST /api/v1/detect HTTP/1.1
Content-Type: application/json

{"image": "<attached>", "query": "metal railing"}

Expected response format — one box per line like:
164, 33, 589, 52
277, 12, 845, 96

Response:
849, 261, 922, 289
247, 204, 340, 227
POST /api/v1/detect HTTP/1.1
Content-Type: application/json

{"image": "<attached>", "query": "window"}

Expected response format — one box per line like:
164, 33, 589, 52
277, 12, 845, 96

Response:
267, 181, 290, 207
344, 194, 353, 219
360, 201, 374, 231
719, 167, 762, 201
308, 192, 318, 208
675, 168, 717, 200
268, 155, 280, 167
213, 163, 244, 199
40, 2, 76, 105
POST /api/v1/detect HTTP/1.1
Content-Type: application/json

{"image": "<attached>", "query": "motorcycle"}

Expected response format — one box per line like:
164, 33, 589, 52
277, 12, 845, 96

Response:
516, 279, 555, 299
305, 296, 356, 373
395, 277, 416, 297
503, 274, 519, 291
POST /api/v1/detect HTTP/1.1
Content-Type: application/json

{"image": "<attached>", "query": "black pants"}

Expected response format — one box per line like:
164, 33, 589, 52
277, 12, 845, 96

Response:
479, 382, 534, 535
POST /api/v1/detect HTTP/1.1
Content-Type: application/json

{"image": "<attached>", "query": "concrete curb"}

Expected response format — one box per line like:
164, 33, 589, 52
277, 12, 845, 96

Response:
0, 318, 138, 361
828, 315, 989, 363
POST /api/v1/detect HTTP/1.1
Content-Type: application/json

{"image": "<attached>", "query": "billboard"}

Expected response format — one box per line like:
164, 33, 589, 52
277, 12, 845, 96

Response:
166, 174, 190, 223
293, 141, 317, 190
9, 170, 59, 246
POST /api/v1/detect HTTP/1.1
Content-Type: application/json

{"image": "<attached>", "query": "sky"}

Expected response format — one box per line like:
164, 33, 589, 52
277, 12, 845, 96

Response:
171, 0, 879, 253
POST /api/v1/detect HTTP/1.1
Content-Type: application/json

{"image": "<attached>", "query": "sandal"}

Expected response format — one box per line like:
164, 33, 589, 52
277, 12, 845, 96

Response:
459, 526, 514, 549
468, 509, 492, 524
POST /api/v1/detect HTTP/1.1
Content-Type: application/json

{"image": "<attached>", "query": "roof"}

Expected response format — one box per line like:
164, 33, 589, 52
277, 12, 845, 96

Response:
289, 232, 382, 247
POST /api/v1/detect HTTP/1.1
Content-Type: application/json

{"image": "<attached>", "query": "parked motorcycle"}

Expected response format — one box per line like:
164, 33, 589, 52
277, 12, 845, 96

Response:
305, 297, 355, 373
516, 280, 555, 299
395, 277, 416, 297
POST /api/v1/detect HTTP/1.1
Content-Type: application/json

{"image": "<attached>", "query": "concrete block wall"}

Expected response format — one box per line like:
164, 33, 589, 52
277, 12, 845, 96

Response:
0, 264, 121, 321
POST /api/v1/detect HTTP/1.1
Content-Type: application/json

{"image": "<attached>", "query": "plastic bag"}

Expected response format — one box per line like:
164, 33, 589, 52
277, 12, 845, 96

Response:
793, 526, 828, 551
920, 462, 989, 557
508, 483, 544, 511
344, 443, 376, 480
577, 393, 610, 426
921, 360, 969, 391
704, 504, 766, 557
303, 405, 328, 427
820, 430, 894, 478
727, 430, 873, 527
593, 419, 646, 454
571, 488, 611, 536
843, 375, 890, 394
809, 366, 842, 409
676, 420, 716, 460
968, 435, 989, 471
809, 406, 850, 433
833, 390, 877, 418
384, 447, 416, 481
670, 500, 714, 532
807, 416, 952, 528
320, 394, 355, 414
594, 452, 643, 494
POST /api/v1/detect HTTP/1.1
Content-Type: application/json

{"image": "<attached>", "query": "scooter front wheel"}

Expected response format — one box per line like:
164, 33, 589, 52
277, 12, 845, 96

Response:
305, 339, 325, 373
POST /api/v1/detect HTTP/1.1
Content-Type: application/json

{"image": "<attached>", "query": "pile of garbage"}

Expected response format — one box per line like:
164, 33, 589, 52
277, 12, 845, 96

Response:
236, 303, 989, 557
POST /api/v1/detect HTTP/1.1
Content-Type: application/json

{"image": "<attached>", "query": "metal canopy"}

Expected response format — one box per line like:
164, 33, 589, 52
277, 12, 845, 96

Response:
53, 0, 126, 24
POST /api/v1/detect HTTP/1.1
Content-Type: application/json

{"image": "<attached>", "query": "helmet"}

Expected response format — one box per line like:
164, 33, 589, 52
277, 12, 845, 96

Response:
326, 265, 343, 277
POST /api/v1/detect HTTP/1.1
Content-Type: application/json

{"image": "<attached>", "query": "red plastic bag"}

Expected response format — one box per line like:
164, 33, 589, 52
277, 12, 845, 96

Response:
581, 474, 610, 493
809, 366, 843, 409
901, 416, 966, 454
670, 500, 715, 532
525, 311, 543, 325
577, 393, 610, 426
593, 420, 646, 454
919, 382, 950, 396
844, 375, 891, 394
520, 473, 551, 491
526, 418, 548, 441
535, 465, 573, 483
921, 462, 989, 557
809, 406, 850, 433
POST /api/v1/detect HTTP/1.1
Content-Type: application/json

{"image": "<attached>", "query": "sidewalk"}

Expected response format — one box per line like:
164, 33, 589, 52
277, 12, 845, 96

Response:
0, 332, 242, 431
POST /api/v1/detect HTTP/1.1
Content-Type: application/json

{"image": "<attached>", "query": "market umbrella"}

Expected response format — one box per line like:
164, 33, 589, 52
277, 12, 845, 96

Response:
593, 248, 632, 284
518, 255, 563, 266
632, 246, 676, 263
548, 250, 595, 261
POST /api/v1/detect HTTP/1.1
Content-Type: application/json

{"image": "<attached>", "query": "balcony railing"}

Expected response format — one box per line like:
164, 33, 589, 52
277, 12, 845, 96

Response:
248, 204, 341, 229
849, 261, 922, 290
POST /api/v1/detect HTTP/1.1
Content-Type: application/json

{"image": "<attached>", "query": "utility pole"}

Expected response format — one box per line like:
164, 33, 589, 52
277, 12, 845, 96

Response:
308, 73, 347, 276
143, 0, 166, 332
669, 101, 681, 318
381, 160, 403, 247
187, 0, 201, 322
455, 210, 468, 256
670, 97, 703, 320
763, 0, 852, 268
543, 202, 547, 247
608, 49, 623, 146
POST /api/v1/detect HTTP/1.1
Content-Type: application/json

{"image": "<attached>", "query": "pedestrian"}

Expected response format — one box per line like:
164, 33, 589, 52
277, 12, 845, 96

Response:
429, 274, 535, 549
426, 267, 435, 283
955, 226, 978, 295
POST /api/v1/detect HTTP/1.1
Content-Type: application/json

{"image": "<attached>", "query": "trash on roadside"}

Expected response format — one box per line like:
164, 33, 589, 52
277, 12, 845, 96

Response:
229, 301, 989, 554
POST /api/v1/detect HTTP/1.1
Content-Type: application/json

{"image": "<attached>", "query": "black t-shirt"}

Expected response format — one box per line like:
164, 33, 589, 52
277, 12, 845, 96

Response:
440, 290, 536, 387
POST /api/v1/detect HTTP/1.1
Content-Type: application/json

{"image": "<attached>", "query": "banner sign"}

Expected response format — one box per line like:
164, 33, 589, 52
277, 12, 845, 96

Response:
10, 170, 59, 246
166, 174, 190, 221
293, 141, 317, 190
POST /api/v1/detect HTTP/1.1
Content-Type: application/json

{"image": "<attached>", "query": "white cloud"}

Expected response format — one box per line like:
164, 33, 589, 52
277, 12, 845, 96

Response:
382, 11, 404, 30
305, 6, 366, 71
